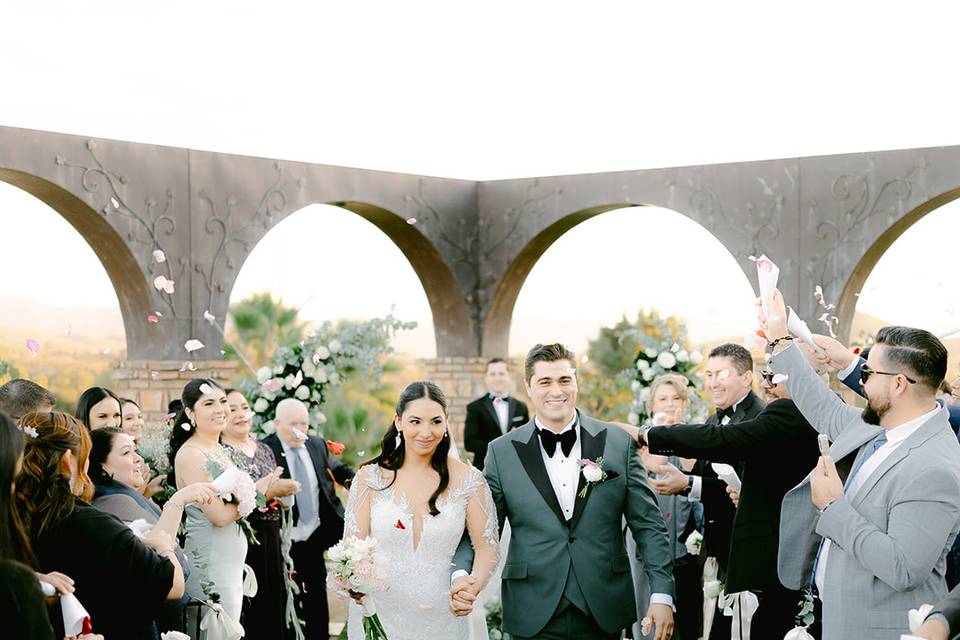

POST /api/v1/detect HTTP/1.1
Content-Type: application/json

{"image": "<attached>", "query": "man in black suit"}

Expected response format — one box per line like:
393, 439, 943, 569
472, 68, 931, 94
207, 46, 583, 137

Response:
263, 398, 355, 640
639, 369, 820, 639
463, 357, 529, 470
650, 343, 764, 640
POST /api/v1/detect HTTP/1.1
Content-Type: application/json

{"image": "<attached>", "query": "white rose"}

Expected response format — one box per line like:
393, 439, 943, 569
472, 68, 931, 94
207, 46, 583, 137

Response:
783, 627, 815, 640
314, 346, 330, 361
328, 340, 342, 354
256, 367, 272, 384
582, 464, 603, 483
657, 352, 677, 369
642, 368, 654, 381
329, 372, 340, 384
161, 632, 192, 640
690, 350, 703, 365
311, 389, 323, 402
640, 387, 652, 403
253, 398, 269, 413
301, 362, 316, 378
315, 411, 327, 424
261, 420, 276, 434
295, 385, 310, 400
683, 530, 703, 556
676, 350, 690, 363
314, 368, 328, 384
284, 374, 297, 389
627, 412, 640, 426
630, 380, 641, 393
644, 347, 658, 358
703, 580, 722, 599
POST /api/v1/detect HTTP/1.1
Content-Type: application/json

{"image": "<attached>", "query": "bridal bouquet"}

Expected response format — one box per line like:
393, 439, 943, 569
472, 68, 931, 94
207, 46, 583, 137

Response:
327, 536, 389, 639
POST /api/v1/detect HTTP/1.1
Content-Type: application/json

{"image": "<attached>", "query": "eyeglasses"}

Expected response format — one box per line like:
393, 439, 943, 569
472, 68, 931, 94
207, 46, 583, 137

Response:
759, 370, 776, 385
860, 365, 917, 385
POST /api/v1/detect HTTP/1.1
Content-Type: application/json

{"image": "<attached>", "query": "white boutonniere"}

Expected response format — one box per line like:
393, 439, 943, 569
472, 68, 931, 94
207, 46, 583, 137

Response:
578, 457, 607, 498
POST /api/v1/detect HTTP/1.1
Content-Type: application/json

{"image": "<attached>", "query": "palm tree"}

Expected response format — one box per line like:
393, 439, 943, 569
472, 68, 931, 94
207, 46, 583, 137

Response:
224, 293, 307, 370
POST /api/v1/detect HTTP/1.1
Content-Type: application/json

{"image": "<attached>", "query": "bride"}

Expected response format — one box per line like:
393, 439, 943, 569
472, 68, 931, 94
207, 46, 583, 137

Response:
344, 381, 500, 640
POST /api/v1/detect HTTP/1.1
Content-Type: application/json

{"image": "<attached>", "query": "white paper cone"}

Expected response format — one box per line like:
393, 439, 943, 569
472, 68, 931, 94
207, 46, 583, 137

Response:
756, 254, 780, 319
787, 308, 825, 353
711, 463, 742, 492
60, 593, 90, 636
211, 466, 243, 497
242, 563, 259, 598
38, 580, 56, 597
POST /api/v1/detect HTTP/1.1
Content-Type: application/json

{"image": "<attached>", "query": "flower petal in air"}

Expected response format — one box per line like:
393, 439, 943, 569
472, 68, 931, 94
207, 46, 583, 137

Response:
25, 339, 40, 357
153, 249, 166, 263
184, 339, 204, 352
771, 374, 789, 385
203, 310, 215, 325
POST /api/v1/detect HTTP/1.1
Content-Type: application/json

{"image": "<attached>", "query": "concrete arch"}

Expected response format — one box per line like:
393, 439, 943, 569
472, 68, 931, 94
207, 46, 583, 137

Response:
481, 202, 750, 356
0, 168, 150, 356
222, 200, 474, 358
836, 186, 960, 341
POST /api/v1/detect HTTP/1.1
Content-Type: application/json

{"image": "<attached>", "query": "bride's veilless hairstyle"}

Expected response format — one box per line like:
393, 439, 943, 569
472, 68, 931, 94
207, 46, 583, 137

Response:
167, 378, 224, 485
365, 381, 451, 516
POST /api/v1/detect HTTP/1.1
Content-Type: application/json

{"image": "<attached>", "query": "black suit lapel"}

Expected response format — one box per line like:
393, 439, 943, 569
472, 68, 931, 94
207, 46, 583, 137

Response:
484, 396, 500, 427
570, 424, 607, 530
513, 430, 567, 526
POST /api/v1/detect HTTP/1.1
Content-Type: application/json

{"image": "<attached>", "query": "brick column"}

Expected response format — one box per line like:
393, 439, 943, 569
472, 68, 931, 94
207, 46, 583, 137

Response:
112, 360, 238, 424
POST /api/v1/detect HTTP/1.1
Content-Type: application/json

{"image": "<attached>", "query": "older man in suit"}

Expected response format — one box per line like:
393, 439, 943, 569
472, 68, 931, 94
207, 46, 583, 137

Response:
763, 289, 960, 639
263, 398, 355, 640
464, 358, 529, 470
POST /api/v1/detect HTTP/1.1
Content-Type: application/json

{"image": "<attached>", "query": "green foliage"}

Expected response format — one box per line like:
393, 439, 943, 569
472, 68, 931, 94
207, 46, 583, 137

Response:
0, 358, 19, 381
225, 293, 307, 370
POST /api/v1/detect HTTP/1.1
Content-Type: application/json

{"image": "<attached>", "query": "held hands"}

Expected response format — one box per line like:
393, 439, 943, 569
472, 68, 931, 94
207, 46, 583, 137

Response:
726, 485, 740, 507
914, 617, 949, 640
169, 482, 219, 509
806, 334, 856, 372
650, 463, 688, 496
644, 602, 675, 640
448, 575, 480, 617
811, 456, 844, 510
269, 478, 301, 499
36, 571, 74, 595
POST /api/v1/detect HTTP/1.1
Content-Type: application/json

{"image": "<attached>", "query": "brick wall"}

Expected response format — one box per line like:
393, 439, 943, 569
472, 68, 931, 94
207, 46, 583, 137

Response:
112, 360, 238, 424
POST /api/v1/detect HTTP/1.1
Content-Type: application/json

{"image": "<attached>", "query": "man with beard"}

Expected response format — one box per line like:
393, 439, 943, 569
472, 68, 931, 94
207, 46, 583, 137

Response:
762, 289, 960, 640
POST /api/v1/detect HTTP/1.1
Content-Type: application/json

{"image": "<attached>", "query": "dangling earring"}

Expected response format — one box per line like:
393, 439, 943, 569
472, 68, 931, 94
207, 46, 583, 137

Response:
395, 431, 403, 449
443, 431, 449, 439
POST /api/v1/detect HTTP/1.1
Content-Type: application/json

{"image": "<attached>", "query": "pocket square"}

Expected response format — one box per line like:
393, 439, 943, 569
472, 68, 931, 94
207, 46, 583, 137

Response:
511, 416, 524, 422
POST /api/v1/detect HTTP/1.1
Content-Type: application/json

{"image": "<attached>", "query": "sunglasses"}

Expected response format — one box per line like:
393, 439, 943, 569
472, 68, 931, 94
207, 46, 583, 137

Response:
860, 364, 917, 385
759, 370, 776, 385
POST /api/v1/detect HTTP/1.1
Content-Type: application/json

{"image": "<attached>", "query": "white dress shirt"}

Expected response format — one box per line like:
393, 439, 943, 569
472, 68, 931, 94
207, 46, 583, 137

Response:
688, 391, 750, 502
492, 393, 510, 435
281, 439, 321, 542
814, 404, 939, 594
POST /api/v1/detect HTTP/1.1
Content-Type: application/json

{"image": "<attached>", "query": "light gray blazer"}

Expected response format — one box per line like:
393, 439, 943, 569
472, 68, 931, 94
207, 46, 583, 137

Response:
772, 343, 960, 638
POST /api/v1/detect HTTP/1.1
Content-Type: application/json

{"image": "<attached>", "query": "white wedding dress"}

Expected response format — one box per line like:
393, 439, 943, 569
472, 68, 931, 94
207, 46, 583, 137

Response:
344, 463, 500, 640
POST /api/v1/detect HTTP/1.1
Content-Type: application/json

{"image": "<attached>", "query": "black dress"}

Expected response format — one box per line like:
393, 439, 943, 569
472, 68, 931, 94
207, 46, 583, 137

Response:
0, 559, 54, 640
34, 502, 175, 640
226, 440, 290, 639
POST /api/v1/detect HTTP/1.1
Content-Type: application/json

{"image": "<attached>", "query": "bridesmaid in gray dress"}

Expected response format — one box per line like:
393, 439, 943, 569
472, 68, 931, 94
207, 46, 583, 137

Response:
625, 373, 704, 640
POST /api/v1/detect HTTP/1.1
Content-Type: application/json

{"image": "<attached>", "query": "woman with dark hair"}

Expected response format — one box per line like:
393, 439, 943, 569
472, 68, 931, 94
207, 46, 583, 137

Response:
75, 387, 122, 431
222, 389, 299, 639
119, 397, 146, 441
169, 379, 250, 632
342, 381, 500, 640
15, 411, 184, 640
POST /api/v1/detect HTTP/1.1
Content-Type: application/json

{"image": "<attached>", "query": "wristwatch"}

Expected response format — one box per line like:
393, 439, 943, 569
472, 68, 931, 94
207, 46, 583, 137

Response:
680, 475, 694, 496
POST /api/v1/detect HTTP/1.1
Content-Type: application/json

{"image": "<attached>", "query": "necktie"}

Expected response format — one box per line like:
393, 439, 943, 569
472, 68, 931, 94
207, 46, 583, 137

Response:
288, 447, 316, 526
716, 406, 734, 421
537, 427, 577, 458
809, 432, 888, 589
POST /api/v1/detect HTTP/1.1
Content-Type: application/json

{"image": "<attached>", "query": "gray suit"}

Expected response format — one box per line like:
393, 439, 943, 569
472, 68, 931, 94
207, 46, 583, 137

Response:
772, 343, 960, 638
453, 412, 675, 638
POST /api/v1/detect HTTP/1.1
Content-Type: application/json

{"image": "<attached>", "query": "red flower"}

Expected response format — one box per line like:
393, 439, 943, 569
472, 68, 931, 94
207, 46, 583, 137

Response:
327, 440, 346, 456
756, 328, 767, 340
395, 519, 406, 530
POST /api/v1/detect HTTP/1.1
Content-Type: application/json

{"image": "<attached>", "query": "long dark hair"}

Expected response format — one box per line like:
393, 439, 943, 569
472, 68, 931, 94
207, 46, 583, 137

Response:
0, 411, 31, 564
15, 412, 93, 541
89, 427, 126, 486
75, 386, 121, 429
167, 379, 224, 483
366, 381, 451, 516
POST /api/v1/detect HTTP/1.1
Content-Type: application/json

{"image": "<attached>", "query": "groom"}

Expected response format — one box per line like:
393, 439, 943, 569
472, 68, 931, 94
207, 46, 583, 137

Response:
451, 343, 675, 639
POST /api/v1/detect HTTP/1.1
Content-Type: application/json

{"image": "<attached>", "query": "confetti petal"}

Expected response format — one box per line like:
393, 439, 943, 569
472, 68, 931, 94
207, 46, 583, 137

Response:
395, 519, 406, 530
717, 369, 730, 380
203, 310, 215, 325
110, 197, 120, 209
102, 347, 112, 355
150, 371, 160, 381
180, 423, 192, 431
65, 324, 72, 336
771, 373, 789, 385
180, 361, 196, 372
292, 428, 308, 442
199, 383, 215, 396
152, 249, 166, 263
147, 314, 159, 324
184, 339, 204, 352
405, 217, 417, 225
25, 339, 40, 357
153, 275, 175, 294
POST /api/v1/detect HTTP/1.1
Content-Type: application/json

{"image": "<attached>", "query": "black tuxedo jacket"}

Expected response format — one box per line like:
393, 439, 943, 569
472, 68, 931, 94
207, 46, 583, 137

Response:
648, 398, 819, 593
686, 391, 764, 576
463, 394, 529, 470
262, 433, 355, 550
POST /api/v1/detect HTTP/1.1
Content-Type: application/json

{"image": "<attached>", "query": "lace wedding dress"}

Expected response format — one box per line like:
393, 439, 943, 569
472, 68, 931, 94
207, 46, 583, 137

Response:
344, 464, 499, 640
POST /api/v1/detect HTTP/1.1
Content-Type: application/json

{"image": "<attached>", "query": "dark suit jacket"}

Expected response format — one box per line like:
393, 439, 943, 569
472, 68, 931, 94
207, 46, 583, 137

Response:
690, 391, 764, 576
647, 398, 819, 593
262, 433, 355, 549
463, 394, 529, 470
840, 356, 960, 435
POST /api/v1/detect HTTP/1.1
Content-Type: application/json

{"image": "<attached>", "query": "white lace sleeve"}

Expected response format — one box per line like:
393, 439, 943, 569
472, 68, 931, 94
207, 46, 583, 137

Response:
464, 466, 500, 590
343, 464, 376, 539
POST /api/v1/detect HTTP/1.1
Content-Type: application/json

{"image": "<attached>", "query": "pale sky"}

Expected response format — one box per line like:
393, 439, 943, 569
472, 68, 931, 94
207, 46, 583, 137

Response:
3, 1, 960, 357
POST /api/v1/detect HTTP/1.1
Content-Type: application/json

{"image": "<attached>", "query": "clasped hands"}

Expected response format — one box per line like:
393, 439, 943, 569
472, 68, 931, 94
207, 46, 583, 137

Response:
448, 575, 481, 616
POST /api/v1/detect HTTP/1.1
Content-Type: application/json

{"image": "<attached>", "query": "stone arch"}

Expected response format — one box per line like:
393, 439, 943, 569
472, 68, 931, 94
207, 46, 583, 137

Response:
0, 168, 149, 356
835, 186, 960, 341
223, 199, 474, 357
482, 202, 752, 356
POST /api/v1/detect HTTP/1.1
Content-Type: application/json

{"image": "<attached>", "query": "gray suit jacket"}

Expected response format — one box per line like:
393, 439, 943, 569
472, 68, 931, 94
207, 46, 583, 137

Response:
772, 344, 960, 638
453, 412, 675, 637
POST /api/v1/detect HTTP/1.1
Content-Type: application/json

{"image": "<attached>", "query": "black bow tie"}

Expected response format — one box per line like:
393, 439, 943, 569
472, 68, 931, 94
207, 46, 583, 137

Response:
537, 427, 577, 458
717, 406, 735, 421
